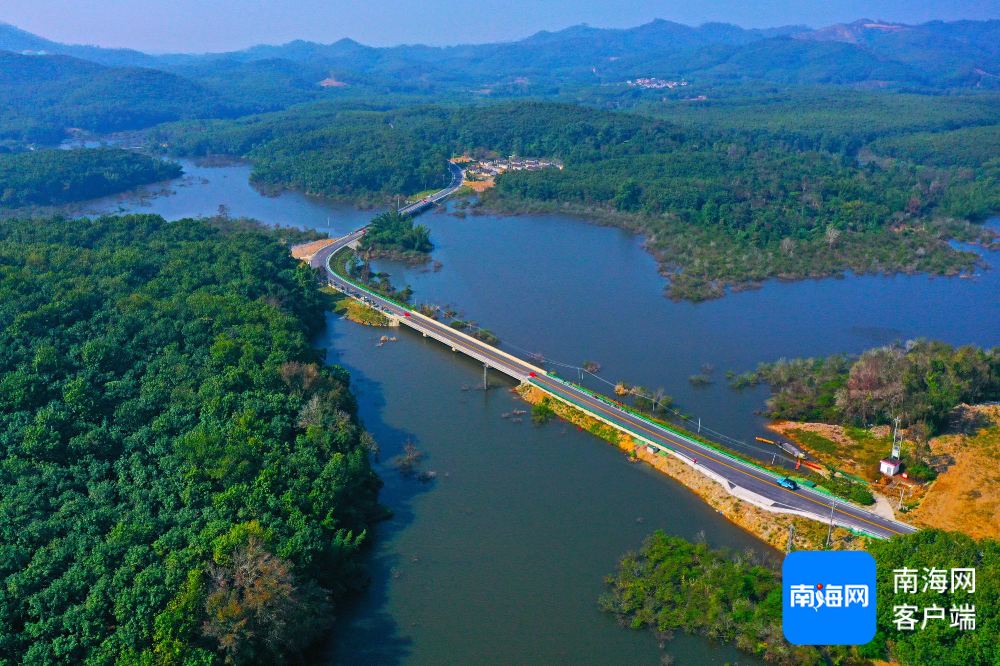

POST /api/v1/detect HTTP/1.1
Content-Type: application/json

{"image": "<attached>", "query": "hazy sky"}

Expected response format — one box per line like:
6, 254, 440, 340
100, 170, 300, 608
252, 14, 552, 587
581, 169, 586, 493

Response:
1, 0, 998, 52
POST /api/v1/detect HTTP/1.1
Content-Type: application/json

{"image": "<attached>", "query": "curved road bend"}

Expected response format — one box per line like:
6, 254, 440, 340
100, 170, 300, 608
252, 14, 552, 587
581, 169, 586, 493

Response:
398, 161, 465, 216
311, 234, 917, 543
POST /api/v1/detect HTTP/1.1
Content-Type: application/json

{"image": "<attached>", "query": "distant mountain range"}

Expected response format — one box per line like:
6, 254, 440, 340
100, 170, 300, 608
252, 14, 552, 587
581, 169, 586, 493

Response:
2, 17, 999, 89
1, 18, 998, 148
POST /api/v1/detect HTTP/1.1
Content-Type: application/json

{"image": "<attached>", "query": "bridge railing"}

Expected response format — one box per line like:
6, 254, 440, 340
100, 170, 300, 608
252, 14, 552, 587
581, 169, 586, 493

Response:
326, 241, 534, 379
540, 372, 798, 477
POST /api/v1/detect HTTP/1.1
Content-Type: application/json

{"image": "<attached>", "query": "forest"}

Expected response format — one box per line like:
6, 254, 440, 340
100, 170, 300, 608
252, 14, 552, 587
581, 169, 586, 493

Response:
0, 214, 384, 664
633, 88, 1000, 156
604, 529, 999, 666
730, 340, 1000, 434
0, 148, 181, 209
4, 17, 1000, 150
153, 99, 1000, 300
357, 210, 432, 260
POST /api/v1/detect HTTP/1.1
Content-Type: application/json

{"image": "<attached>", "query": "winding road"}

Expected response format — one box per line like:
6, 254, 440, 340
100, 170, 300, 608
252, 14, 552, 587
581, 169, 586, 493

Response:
308, 177, 917, 542
397, 161, 465, 216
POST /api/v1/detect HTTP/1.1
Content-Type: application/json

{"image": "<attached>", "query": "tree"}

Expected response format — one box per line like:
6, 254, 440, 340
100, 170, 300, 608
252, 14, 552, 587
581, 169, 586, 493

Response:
204, 539, 330, 665
836, 348, 906, 425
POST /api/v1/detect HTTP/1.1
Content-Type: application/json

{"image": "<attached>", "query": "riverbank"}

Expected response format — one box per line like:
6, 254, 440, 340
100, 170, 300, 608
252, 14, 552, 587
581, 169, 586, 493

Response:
516, 384, 863, 552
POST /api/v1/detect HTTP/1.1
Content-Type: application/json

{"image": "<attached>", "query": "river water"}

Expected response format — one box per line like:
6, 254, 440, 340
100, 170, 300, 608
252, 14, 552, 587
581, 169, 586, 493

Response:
92, 160, 1000, 665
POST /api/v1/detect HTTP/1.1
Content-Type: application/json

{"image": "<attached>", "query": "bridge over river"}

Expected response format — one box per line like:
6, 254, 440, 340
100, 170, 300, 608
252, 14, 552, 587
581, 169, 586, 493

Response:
396, 161, 465, 216
302, 174, 917, 542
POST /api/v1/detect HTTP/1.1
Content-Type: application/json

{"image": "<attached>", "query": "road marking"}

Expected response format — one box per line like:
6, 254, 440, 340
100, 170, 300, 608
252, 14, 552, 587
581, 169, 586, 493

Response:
531, 375, 907, 537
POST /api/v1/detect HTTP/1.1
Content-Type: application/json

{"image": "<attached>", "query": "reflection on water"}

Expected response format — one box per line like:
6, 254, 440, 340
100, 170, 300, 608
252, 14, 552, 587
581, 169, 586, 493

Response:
90, 162, 999, 665
315, 315, 764, 666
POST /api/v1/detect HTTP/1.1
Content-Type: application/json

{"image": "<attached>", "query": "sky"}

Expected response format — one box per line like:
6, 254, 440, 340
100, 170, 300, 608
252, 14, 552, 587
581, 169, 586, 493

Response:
0, 0, 998, 52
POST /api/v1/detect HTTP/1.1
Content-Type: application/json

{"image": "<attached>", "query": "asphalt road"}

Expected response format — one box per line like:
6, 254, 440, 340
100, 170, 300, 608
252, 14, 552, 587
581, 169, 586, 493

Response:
398, 161, 465, 216
311, 227, 917, 542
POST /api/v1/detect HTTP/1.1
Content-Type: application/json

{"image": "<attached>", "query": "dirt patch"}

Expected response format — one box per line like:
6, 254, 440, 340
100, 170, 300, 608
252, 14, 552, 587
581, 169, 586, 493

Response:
773, 405, 1000, 539
343, 301, 391, 327
770, 421, 889, 481
906, 405, 1000, 538
323, 287, 392, 327
517, 385, 864, 552
464, 180, 494, 192
290, 238, 335, 260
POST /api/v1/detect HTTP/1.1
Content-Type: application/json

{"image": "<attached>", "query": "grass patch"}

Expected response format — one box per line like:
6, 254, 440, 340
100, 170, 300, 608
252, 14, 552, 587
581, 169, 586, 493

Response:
688, 374, 712, 387
472, 328, 500, 345
320, 285, 349, 312
321, 285, 391, 326
532, 398, 556, 424
344, 301, 391, 326
330, 245, 354, 278
405, 188, 440, 203
787, 428, 840, 456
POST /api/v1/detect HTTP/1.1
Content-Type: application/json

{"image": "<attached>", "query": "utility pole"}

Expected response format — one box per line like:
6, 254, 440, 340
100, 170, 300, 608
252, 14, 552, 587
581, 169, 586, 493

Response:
891, 417, 903, 460
786, 524, 795, 553
698, 418, 701, 433
825, 500, 836, 547
898, 484, 905, 510
327, 217, 331, 239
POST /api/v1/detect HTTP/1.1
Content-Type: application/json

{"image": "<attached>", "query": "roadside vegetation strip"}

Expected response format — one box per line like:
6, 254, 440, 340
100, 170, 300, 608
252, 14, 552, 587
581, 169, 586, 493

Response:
547, 372, 876, 507
542, 373, 794, 481
327, 244, 414, 312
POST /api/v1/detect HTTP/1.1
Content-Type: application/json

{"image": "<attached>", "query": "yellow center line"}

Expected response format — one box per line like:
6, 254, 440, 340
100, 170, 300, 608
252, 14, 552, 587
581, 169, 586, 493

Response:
531, 374, 905, 537
331, 242, 906, 538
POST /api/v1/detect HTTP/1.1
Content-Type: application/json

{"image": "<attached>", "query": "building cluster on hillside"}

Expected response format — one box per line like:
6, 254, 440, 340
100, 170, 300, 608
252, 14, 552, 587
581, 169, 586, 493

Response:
464, 155, 564, 179
627, 78, 688, 89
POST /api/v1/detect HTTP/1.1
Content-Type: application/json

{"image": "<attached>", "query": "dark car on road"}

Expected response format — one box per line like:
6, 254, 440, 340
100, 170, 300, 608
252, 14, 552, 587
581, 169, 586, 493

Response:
778, 477, 798, 490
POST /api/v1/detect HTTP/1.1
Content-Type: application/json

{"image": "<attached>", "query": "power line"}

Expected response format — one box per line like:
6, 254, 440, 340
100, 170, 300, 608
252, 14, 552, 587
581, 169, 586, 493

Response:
455, 322, 797, 466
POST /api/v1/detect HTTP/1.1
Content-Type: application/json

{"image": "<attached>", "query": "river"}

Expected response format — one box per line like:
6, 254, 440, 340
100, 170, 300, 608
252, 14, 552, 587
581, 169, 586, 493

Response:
90, 160, 1000, 665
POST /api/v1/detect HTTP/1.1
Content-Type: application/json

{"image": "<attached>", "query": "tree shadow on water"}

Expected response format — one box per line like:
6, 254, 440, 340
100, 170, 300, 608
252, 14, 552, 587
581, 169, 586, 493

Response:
311, 314, 438, 665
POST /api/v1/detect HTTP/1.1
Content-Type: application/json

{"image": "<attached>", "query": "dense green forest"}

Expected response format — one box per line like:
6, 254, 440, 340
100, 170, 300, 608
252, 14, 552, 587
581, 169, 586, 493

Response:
729, 340, 1000, 434
604, 529, 999, 666
0, 52, 240, 148
0, 215, 383, 664
4, 16, 1000, 148
871, 124, 1000, 169
0, 50, 386, 150
0, 148, 181, 209
601, 532, 834, 665
357, 210, 432, 260
634, 89, 1000, 155
151, 99, 1000, 300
